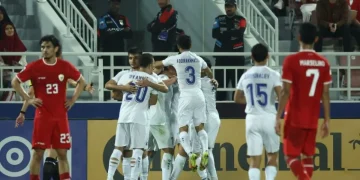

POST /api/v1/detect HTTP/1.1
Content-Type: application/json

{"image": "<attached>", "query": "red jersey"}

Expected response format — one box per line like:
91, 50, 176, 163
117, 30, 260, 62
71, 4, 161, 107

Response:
282, 50, 332, 129
16, 58, 81, 119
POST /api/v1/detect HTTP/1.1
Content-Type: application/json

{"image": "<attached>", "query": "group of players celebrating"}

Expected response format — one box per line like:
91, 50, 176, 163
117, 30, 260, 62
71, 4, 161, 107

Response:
11, 22, 330, 180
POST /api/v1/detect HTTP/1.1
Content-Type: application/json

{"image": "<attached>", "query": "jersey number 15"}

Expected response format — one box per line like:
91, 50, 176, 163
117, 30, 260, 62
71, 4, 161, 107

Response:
246, 83, 268, 106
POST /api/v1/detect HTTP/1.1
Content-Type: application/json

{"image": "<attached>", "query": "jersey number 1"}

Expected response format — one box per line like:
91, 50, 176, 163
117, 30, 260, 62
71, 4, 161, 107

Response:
306, 69, 319, 97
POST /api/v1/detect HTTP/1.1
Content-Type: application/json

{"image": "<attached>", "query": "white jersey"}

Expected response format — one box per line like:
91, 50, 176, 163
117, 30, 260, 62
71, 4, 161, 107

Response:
117, 71, 159, 125
237, 66, 282, 115
201, 77, 219, 115
162, 51, 208, 97
148, 74, 173, 125
112, 69, 133, 85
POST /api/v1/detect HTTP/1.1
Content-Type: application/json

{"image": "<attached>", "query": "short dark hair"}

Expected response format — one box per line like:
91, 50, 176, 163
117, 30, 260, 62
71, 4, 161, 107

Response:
177, 35, 191, 50
39, 35, 62, 57
299, 23, 317, 44
128, 47, 142, 56
139, 53, 154, 68
200, 56, 212, 69
251, 43, 268, 63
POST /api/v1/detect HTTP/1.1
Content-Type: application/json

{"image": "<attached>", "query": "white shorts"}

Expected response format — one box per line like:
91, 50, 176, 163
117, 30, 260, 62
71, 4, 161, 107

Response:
205, 112, 221, 149
169, 112, 179, 146
148, 124, 174, 150
246, 113, 280, 156
189, 123, 202, 153
147, 132, 159, 151
114, 123, 148, 149
177, 96, 206, 128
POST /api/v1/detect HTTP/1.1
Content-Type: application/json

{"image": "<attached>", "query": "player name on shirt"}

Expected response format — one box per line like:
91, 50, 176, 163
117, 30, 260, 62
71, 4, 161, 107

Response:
243, 73, 270, 79
300, 60, 326, 67
177, 58, 199, 63
128, 74, 148, 80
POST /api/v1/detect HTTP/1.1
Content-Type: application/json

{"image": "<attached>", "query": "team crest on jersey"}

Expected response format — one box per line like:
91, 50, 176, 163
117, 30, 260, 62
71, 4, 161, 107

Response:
58, 74, 64, 82
119, 20, 124, 26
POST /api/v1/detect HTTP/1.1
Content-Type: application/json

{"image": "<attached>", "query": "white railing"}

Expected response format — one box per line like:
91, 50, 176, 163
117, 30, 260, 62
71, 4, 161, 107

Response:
237, 0, 279, 53
48, 0, 97, 52
1, 52, 360, 102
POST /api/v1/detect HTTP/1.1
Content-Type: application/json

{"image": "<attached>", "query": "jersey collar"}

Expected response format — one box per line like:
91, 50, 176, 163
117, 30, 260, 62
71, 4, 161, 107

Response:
299, 49, 315, 52
42, 58, 57, 66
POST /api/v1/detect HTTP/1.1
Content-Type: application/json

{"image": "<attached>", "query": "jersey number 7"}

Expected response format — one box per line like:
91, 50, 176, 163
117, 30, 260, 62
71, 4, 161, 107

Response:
125, 83, 148, 103
246, 83, 268, 106
306, 69, 319, 97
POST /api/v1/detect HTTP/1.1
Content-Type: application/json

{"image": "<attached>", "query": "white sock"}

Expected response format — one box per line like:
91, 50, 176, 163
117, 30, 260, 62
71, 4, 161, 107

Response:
169, 154, 186, 180
161, 153, 173, 180
265, 166, 277, 180
248, 168, 261, 180
130, 149, 143, 180
140, 156, 149, 180
122, 157, 131, 180
197, 130, 209, 154
179, 131, 193, 155
207, 149, 218, 180
107, 149, 122, 179
196, 156, 207, 179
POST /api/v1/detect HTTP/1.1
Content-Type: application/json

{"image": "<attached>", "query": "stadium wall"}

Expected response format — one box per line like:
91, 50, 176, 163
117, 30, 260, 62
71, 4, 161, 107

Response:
0, 103, 359, 180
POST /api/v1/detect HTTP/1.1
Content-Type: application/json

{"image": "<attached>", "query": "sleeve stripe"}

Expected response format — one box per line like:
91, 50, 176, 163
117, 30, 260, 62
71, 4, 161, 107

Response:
15, 75, 24, 83
324, 81, 332, 85
282, 79, 292, 83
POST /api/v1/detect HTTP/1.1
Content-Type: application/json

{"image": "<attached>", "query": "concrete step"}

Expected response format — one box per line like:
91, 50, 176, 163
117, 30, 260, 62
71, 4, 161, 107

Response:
9, 15, 39, 29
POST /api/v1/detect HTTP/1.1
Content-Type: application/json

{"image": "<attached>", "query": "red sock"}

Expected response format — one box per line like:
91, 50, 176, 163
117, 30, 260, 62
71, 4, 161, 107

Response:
287, 157, 310, 180
302, 158, 314, 178
60, 172, 71, 180
30, 174, 40, 180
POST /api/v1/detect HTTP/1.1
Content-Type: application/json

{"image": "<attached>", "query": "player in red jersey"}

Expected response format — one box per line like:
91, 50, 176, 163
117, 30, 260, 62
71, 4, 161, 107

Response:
11, 35, 86, 180
275, 23, 332, 180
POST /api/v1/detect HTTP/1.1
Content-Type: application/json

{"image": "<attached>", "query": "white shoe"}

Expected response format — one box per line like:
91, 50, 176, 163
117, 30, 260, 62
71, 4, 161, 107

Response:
274, 0, 284, 9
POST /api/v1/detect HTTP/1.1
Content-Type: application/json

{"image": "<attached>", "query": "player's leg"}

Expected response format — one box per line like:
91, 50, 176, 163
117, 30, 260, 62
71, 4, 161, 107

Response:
52, 120, 72, 180
177, 98, 197, 168
140, 126, 152, 180
129, 123, 147, 180
301, 129, 318, 178
246, 115, 264, 180
205, 113, 221, 180
190, 126, 208, 180
43, 148, 60, 180
122, 150, 132, 180
283, 124, 310, 180
262, 114, 280, 180
170, 145, 188, 180
30, 118, 52, 180
193, 101, 209, 170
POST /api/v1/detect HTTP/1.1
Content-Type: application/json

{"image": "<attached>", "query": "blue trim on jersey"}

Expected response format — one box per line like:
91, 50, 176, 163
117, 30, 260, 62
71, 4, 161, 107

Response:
213, 19, 220, 29
98, 17, 107, 30
215, 40, 222, 47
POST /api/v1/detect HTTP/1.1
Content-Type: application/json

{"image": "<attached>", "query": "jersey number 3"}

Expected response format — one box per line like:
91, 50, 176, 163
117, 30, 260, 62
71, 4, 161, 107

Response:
185, 66, 195, 85
306, 69, 319, 97
247, 83, 268, 106
46, 84, 58, 94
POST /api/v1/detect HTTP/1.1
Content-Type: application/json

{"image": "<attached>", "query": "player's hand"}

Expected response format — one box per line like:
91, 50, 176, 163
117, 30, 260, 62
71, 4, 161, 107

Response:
124, 82, 137, 93
85, 83, 94, 94
169, 76, 177, 84
136, 78, 151, 87
65, 99, 75, 111
320, 121, 330, 139
15, 113, 25, 128
211, 79, 219, 88
275, 118, 281, 136
27, 98, 42, 108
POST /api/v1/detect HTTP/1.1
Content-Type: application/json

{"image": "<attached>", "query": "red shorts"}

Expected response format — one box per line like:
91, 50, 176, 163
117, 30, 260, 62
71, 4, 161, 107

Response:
283, 123, 317, 157
32, 117, 71, 149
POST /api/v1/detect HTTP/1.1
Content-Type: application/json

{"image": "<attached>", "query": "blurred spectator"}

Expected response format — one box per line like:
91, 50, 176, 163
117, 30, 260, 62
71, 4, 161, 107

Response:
212, 0, 246, 101
0, 23, 27, 101
98, 0, 132, 100
174, 28, 185, 52
147, 0, 178, 61
300, 0, 317, 22
0, 6, 11, 40
315, 0, 352, 52
348, 0, 360, 48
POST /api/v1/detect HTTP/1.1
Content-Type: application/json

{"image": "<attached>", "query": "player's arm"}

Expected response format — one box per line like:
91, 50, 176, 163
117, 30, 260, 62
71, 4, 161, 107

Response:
276, 82, 291, 119
137, 79, 169, 93
69, 76, 86, 102
111, 90, 123, 101
162, 76, 177, 86
105, 79, 136, 92
234, 75, 246, 104
20, 86, 34, 113
322, 83, 331, 122
12, 66, 32, 101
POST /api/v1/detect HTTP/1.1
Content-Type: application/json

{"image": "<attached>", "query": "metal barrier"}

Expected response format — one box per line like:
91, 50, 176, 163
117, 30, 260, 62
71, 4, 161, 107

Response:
48, 0, 97, 52
1, 52, 360, 102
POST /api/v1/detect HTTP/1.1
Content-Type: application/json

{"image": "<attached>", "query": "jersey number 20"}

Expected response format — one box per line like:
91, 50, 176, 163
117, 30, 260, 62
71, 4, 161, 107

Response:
246, 83, 268, 106
125, 83, 148, 103
306, 69, 319, 97
185, 66, 195, 85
